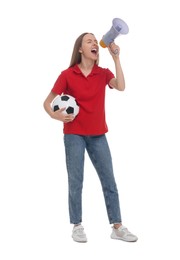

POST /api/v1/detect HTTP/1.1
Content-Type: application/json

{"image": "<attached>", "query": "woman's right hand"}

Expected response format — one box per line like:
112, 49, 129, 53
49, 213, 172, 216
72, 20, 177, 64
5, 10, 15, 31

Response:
52, 108, 75, 123
43, 92, 75, 123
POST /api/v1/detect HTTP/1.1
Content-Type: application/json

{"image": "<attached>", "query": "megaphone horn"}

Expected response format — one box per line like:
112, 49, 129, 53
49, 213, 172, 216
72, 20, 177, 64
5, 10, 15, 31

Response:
100, 18, 129, 48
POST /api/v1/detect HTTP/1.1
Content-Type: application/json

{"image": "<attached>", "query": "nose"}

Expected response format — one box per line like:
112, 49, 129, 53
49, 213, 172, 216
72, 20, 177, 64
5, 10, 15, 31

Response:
93, 41, 98, 47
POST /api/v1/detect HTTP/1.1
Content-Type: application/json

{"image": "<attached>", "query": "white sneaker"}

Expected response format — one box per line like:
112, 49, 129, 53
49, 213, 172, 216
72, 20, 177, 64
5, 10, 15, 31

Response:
111, 225, 138, 242
72, 225, 87, 243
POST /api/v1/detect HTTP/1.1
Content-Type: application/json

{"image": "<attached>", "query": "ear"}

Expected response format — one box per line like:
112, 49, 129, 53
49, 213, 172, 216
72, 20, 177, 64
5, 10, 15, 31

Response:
79, 48, 82, 53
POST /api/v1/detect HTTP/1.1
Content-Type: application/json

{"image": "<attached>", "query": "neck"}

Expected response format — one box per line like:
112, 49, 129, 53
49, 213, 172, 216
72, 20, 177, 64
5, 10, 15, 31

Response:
79, 59, 95, 70
78, 61, 95, 77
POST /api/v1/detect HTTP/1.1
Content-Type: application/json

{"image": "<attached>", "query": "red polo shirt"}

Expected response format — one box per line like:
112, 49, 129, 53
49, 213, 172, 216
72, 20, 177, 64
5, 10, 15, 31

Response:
51, 64, 114, 135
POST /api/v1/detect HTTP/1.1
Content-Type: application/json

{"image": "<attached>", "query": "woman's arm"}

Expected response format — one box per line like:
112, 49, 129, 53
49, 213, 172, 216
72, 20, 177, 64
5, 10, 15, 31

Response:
108, 42, 125, 91
43, 91, 74, 122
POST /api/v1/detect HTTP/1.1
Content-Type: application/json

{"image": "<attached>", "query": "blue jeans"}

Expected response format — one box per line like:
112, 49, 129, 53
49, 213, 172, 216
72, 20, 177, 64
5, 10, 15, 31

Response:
64, 134, 122, 224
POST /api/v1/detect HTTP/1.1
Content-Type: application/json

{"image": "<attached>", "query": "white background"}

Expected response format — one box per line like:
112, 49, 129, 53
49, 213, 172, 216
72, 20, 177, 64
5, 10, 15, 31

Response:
0, 0, 180, 259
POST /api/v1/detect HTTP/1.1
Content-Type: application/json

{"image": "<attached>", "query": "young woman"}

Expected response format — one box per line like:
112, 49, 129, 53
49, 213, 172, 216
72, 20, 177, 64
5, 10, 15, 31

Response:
43, 32, 138, 243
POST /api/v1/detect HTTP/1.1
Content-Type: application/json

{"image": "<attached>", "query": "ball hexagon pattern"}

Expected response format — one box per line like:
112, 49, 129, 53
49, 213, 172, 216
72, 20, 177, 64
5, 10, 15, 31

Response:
52, 94, 79, 117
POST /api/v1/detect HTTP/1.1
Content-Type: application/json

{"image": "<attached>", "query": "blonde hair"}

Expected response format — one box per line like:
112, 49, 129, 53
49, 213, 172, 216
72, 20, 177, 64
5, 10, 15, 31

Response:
69, 33, 99, 67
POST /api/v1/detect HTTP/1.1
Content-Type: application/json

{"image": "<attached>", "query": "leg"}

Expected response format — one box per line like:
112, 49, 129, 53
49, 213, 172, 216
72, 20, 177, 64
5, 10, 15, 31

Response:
85, 135, 122, 224
64, 134, 86, 224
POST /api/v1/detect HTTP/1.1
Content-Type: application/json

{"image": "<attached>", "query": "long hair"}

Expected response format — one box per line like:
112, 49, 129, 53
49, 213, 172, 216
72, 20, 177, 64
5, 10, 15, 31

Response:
69, 32, 99, 68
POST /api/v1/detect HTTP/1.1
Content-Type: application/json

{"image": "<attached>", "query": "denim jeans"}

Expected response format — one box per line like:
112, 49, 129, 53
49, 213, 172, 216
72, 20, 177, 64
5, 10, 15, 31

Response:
64, 134, 122, 224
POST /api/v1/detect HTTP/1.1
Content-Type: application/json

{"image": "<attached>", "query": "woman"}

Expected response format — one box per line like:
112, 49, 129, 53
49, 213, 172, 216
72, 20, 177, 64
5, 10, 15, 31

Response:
43, 32, 138, 243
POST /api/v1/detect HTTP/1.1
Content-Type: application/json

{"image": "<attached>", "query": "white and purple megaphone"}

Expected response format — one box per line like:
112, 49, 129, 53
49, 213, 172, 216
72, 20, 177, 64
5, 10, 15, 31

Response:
99, 18, 129, 49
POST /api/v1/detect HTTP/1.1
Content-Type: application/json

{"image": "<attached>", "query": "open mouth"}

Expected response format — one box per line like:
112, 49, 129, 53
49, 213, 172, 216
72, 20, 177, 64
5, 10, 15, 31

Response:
91, 48, 98, 55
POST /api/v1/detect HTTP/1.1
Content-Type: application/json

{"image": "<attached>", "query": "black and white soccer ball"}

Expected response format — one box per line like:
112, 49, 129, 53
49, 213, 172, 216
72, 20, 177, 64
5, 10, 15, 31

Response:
52, 94, 79, 117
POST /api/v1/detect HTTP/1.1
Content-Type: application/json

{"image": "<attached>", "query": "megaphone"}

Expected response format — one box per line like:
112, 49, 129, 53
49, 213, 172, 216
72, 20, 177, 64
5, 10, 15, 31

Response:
100, 18, 129, 48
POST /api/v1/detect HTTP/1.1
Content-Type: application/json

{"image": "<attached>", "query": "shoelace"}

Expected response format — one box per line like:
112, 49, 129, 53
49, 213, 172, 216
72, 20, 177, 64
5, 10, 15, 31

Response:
120, 226, 134, 237
73, 227, 85, 236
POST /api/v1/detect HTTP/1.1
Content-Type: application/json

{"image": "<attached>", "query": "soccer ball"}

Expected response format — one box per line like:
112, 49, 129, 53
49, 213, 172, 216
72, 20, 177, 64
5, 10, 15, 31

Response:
52, 94, 79, 117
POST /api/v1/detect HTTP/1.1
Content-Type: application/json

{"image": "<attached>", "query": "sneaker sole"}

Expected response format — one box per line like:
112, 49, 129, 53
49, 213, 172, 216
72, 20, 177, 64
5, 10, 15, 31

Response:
72, 238, 87, 243
111, 234, 138, 242
72, 236, 87, 243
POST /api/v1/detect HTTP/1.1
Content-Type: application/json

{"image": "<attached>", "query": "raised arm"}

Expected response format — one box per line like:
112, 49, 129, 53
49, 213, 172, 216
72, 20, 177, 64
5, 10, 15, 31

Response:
108, 42, 125, 91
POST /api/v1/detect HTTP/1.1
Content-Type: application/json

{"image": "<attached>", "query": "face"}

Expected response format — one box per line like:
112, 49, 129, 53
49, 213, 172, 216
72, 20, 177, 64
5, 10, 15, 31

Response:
79, 33, 99, 61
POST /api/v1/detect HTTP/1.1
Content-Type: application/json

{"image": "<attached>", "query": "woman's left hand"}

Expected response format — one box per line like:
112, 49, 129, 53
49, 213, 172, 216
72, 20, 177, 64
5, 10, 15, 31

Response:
108, 42, 120, 57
